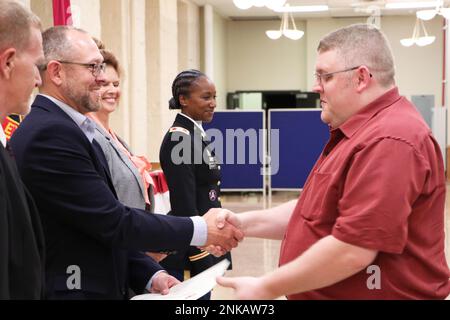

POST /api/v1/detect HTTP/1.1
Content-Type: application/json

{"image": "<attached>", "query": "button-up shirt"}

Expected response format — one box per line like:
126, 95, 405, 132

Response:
280, 87, 450, 299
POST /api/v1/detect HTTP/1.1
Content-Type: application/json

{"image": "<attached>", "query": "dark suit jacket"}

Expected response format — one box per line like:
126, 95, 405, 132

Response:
159, 113, 230, 273
10, 95, 195, 300
0, 143, 45, 299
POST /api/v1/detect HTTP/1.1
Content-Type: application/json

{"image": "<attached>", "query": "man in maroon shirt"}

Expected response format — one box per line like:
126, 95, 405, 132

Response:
217, 23, 450, 299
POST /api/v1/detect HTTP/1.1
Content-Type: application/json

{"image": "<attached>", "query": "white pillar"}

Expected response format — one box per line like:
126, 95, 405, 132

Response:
129, 0, 149, 156
147, 0, 179, 161
99, 0, 148, 156
204, 4, 214, 79
70, 0, 101, 39
187, 1, 201, 69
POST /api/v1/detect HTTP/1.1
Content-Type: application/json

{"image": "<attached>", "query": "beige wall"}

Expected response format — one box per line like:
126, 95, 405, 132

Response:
213, 11, 228, 110
100, 0, 129, 141
31, 0, 54, 30
225, 16, 443, 104
226, 19, 307, 92
146, 0, 179, 161
70, 0, 101, 38
178, 0, 201, 71
306, 16, 444, 103
382, 16, 443, 104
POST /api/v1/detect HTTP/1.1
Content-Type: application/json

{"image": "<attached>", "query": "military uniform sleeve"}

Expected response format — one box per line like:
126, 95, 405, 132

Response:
160, 131, 198, 217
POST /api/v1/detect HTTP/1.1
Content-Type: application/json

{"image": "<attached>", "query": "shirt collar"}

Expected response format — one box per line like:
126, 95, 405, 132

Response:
179, 112, 206, 138
337, 87, 402, 139
38, 94, 96, 143
0, 127, 6, 147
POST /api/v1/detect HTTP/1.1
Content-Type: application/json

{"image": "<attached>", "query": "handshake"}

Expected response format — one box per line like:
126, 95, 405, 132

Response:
201, 208, 244, 256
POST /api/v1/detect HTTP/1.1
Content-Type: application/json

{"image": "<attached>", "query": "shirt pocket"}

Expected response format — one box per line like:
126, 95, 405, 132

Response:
298, 172, 335, 221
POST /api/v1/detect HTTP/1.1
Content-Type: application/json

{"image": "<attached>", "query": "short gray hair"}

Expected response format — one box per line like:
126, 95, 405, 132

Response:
0, 0, 41, 52
42, 26, 88, 63
318, 24, 395, 87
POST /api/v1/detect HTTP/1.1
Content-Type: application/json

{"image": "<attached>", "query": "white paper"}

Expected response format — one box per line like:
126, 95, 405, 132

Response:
131, 259, 230, 300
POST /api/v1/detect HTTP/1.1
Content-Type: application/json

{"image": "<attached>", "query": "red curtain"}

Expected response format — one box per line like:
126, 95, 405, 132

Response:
52, 0, 72, 26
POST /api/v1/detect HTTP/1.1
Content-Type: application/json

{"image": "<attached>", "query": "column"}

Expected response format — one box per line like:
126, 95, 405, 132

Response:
203, 3, 214, 79
146, 0, 179, 161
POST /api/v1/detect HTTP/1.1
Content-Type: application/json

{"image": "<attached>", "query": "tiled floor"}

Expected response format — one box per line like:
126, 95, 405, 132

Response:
211, 186, 450, 300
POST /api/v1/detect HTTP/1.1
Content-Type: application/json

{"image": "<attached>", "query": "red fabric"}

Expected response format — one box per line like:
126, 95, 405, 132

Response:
52, 0, 72, 26
2, 115, 22, 141
150, 170, 171, 214
150, 170, 169, 194
280, 87, 450, 299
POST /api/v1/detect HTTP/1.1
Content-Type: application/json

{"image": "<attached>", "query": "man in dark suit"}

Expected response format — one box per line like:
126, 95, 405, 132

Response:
10, 26, 242, 300
0, 1, 45, 299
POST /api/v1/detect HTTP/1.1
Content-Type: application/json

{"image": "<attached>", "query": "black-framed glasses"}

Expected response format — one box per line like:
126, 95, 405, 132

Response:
57, 60, 106, 77
314, 66, 371, 85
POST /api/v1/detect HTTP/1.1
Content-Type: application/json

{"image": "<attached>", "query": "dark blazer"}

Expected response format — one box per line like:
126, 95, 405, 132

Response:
0, 143, 45, 299
10, 95, 195, 300
159, 113, 230, 273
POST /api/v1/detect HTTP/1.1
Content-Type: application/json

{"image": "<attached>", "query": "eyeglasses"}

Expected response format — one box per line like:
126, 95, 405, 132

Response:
314, 66, 372, 86
57, 60, 106, 77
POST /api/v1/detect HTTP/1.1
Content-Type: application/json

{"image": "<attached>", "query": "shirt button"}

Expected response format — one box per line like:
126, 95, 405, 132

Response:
217, 181, 221, 186
218, 166, 221, 170
218, 197, 221, 202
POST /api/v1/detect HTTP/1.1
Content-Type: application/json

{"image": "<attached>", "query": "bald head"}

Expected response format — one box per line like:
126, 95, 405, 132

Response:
41, 26, 93, 65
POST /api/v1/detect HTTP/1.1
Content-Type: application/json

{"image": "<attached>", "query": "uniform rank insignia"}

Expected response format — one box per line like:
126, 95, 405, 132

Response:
169, 127, 190, 135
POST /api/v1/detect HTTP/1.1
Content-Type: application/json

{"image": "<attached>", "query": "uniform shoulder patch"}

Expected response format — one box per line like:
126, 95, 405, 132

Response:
169, 127, 190, 135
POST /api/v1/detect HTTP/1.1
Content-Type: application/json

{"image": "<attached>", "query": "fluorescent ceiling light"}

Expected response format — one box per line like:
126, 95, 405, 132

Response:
416, 9, 437, 19
274, 5, 329, 13
385, 1, 439, 9
266, 0, 287, 10
252, 0, 267, 7
233, 0, 252, 10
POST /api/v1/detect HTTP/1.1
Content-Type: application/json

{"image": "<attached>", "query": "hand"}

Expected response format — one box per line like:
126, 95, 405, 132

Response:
216, 276, 274, 300
202, 209, 243, 257
203, 208, 244, 251
145, 252, 168, 262
150, 272, 180, 295
215, 208, 242, 230
202, 245, 228, 257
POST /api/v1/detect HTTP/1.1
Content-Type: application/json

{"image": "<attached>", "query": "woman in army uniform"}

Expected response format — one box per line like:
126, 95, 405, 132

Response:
159, 69, 231, 300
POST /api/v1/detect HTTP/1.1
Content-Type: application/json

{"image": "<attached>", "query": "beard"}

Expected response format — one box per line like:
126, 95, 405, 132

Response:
62, 81, 101, 114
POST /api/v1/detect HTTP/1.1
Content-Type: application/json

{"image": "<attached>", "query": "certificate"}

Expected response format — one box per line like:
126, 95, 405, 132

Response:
131, 259, 230, 300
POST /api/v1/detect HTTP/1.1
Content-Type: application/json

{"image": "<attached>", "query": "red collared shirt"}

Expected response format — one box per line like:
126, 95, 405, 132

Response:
279, 87, 450, 299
